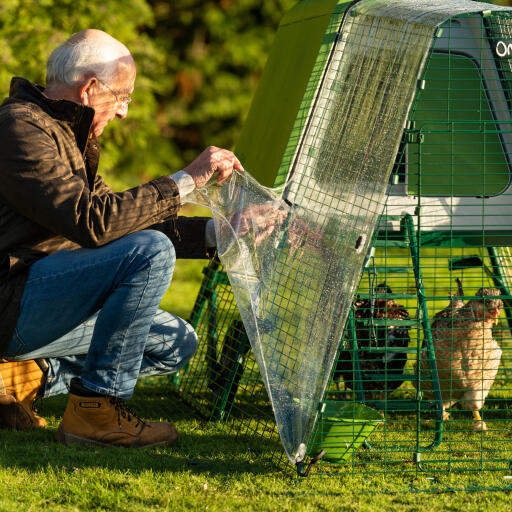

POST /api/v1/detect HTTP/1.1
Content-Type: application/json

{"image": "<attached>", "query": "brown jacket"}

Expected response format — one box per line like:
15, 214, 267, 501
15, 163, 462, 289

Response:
0, 77, 211, 354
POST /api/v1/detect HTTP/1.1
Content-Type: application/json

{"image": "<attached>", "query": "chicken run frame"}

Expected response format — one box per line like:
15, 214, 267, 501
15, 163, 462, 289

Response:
172, 0, 512, 490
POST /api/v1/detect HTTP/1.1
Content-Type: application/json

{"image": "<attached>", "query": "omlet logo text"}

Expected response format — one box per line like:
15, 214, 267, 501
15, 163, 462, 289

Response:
495, 40, 512, 58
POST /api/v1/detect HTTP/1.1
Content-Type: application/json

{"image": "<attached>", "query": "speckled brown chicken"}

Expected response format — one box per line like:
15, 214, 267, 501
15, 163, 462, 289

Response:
335, 283, 410, 399
416, 285, 503, 431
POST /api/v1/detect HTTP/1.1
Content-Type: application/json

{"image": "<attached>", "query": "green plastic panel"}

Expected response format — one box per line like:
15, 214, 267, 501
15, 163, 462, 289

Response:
235, 0, 351, 187
274, 1, 351, 187
408, 52, 510, 196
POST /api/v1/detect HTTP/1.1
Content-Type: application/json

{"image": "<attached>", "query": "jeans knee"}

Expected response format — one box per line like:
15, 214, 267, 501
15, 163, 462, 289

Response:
157, 325, 198, 374
183, 328, 199, 364
143, 314, 199, 376
167, 325, 198, 371
129, 230, 176, 272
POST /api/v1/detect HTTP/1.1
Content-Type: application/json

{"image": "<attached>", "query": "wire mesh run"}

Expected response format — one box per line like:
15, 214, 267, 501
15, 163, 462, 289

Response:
315, 234, 512, 478
174, 258, 283, 463
175, 4, 512, 491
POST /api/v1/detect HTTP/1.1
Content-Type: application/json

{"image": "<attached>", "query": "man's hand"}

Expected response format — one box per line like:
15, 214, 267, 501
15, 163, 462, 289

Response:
184, 146, 244, 189
233, 203, 288, 246
232, 202, 323, 252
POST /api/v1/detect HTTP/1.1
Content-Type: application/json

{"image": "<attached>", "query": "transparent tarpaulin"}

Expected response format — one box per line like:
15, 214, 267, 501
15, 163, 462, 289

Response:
185, 0, 509, 464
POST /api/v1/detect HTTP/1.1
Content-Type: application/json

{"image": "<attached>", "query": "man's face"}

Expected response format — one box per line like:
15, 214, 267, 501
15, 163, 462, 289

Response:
86, 61, 136, 137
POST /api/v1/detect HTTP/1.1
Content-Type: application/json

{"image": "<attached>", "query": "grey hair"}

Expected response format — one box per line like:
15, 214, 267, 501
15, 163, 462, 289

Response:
46, 36, 119, 87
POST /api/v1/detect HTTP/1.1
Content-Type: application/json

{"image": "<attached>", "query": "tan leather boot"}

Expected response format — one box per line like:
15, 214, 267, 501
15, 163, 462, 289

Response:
55, 393, 178, 447
0, 359, 47, 430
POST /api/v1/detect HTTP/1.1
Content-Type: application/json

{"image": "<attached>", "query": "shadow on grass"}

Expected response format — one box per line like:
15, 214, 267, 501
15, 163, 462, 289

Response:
0, 377, 288, 477
0, 429, 285, 476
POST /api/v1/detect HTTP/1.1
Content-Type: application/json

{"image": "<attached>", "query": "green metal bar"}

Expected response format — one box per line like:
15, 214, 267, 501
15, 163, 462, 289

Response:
347, 307, 365, 403
188, 257, 222, 329
207, 282, 223, 421
404, 214, 444, 453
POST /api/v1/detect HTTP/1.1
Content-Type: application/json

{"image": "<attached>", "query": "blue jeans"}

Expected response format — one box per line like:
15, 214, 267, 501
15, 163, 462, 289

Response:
4, 230, 198, 398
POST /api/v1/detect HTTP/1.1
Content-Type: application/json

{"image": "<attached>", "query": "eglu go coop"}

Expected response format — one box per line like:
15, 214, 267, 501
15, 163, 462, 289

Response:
173, 0, 512, 488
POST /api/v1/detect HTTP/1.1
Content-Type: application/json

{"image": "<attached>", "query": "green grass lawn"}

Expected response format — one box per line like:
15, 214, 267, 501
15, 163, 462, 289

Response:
2, 380, 512, 512
2, 207, 512, 510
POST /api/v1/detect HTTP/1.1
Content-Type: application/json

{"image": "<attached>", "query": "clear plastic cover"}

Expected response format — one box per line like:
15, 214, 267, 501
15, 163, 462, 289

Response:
185, 0, 509, 463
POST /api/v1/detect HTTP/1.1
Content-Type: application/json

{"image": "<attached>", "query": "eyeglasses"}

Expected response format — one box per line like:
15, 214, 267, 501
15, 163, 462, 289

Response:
97, 79, 132, 109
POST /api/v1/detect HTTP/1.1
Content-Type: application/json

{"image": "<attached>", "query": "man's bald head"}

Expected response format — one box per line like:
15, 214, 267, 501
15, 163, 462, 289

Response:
46, 29, 135, 87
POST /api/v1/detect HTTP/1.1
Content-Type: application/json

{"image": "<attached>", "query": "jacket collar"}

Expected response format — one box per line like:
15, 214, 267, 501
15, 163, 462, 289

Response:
5, 77, 95, 154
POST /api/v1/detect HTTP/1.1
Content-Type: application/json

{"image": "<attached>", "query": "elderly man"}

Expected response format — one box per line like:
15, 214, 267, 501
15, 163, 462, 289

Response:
0, 29, 242, 447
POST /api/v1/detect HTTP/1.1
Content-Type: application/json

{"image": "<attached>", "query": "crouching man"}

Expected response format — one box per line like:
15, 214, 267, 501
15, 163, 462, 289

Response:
0, 29, 242, 447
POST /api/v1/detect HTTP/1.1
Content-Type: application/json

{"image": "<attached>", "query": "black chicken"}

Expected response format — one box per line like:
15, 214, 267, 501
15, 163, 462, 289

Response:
334, 283, 410, 400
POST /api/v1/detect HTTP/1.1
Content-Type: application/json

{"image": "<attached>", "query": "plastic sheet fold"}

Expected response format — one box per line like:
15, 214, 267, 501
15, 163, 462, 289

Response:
185, 0, 509, 463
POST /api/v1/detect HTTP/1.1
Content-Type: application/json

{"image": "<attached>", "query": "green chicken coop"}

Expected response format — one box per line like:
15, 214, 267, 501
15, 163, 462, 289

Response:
173, 0, 512, 488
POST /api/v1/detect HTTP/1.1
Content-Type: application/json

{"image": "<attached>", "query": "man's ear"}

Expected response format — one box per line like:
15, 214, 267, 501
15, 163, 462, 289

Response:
78, 77, 97, 106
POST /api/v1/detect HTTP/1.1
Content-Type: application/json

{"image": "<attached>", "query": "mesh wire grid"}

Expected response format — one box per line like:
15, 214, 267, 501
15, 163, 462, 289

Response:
171, 1, 512, 491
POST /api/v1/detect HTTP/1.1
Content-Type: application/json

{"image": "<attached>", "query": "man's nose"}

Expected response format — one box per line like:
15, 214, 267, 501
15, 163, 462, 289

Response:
116, 103, 129, 119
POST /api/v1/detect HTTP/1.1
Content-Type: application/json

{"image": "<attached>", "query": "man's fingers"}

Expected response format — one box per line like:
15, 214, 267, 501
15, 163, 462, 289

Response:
217, 167, 232, 183
216, 151, 243, 182
183, 146, 244, 187
233, 155, 244, 172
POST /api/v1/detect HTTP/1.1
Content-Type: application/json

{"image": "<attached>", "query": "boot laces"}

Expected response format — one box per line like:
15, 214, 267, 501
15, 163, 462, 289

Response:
109, 397, 146, 429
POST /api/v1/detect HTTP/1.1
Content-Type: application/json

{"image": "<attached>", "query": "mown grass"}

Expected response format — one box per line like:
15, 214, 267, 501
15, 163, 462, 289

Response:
2, 205, 512, 510
2, 381, 512, 512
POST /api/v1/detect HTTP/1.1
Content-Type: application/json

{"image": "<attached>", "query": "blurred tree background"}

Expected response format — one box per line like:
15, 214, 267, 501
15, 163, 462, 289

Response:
1, 0, 509, 317
0, 0, 296, 190
1, 0, 509, 189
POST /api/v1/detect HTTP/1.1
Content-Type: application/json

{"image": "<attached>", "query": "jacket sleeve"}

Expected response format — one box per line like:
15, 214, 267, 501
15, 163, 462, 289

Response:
151, 216, 216, 259
0, 113, 181, 248
92, 173, 114, 196
92, 173, 214, 258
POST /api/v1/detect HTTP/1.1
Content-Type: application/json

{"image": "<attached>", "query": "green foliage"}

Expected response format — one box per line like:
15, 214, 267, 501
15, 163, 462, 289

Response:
145, 0, 297, 184
1, 0, 506, 191
0, 0, 159, 190
0, 0, 297, 190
